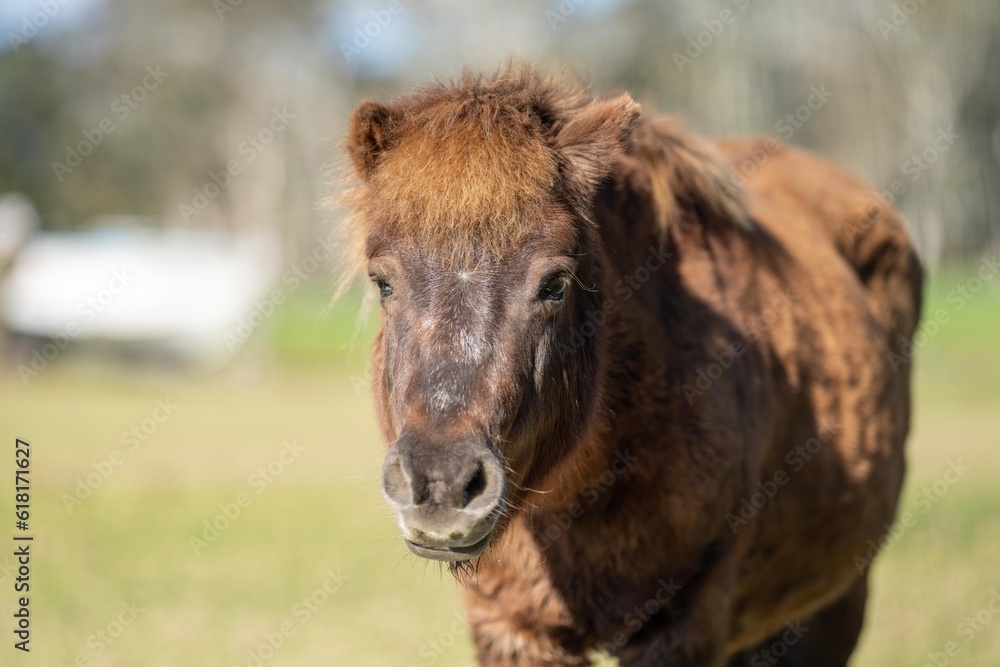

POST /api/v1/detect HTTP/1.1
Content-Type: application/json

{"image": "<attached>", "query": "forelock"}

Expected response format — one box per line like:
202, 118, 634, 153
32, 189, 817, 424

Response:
361, 65, 591, 252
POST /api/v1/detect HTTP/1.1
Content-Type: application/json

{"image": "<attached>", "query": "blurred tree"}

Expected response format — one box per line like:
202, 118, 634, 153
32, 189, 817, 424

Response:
0, 46, 72, 226
0, 0, 996, 263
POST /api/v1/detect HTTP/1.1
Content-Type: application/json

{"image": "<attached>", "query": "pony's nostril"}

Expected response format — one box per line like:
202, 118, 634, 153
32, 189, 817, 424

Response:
462, 462, 488, 508
383, 454, 414, 506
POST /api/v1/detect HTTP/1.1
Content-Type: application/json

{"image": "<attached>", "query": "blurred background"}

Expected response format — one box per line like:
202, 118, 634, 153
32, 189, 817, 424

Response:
0, 0, 997, 665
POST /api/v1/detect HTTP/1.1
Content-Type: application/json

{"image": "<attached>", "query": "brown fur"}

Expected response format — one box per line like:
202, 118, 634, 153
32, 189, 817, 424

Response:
340, 66, 638, 257
342, 63, 923, 666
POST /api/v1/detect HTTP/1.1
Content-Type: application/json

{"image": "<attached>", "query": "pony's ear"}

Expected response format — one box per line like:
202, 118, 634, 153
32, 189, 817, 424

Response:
346, 100, 404, 180
555, 94, 640, 203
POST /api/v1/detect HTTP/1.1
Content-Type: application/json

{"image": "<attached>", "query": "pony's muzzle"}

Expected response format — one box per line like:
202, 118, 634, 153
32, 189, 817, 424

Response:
382, 431, 505, 562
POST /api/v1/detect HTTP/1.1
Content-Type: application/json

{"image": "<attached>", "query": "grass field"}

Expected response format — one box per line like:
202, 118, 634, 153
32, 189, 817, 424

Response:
1, 261, 998, 666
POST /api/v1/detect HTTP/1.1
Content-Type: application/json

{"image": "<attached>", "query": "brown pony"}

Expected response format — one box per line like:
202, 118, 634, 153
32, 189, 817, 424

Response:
341, 64, 922, 666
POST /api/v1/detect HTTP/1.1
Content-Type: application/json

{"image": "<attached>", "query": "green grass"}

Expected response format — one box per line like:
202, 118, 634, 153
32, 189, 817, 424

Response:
1, 264, 997, 666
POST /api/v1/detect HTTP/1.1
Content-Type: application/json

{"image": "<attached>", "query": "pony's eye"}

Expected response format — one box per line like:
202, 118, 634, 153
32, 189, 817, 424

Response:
538, 274, 568, 302
374, 277, 393, 298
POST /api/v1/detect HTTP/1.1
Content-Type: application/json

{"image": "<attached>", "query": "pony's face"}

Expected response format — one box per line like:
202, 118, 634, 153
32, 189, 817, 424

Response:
344, 70, 639, 561
368, 237, 578, 560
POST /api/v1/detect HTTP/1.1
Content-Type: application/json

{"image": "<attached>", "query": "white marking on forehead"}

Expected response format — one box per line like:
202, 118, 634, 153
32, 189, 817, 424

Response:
457, 327, 486, 363
428, 385, 464, 415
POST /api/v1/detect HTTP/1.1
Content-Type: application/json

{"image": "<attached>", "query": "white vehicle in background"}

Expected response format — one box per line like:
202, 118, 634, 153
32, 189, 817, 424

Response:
1, 210, 282, 371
